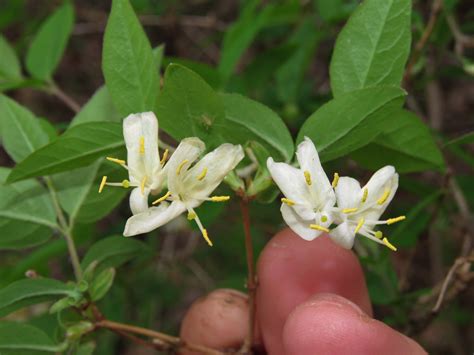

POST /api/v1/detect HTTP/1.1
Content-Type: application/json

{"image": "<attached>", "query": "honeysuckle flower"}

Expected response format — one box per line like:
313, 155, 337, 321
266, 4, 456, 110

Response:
267, 137, 336, 241
330, 166, 405, 251
123, 137, 244, 246
98, 112, 168, 215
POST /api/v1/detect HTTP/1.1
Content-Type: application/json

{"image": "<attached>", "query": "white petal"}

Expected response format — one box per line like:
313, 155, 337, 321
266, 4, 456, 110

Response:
123, 201, 187, 237
334, 176, 362, 209
281, 203, 320, 241
362, 166, 399, 218
166, 138, 205, 194
267, 157, 310, 206
184, 144, 244, 200
129, 187, 150, 215
123, 112, 160, 184
329, 222, 355, 249
296, 137, 335, 208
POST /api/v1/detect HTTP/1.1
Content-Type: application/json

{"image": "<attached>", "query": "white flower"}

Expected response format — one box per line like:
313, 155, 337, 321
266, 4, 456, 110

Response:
98, 112, 168, 215
330, 166, 404, 251
123, 138, 244, 245
267, 137, 336, 241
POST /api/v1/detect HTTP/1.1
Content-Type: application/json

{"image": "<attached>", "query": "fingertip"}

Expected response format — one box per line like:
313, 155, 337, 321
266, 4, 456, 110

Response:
283, 294, 426, 355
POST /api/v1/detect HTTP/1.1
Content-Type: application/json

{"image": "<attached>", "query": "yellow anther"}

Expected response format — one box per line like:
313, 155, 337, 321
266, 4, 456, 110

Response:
374, 231, 383, 239
332, 172, 339, 188
377, 188, 390, 205
98, 176, 107, 193
202, 229, 213, 247
386, 216, 406, 225
176, 159, 189, 175
152, 191, 171, 205
281, 198, 296, 206
361, 188, 368, 203
140, 176, 147, 195
342, 207, 358, 214
139, 136, 145, 155
383, 238, 397, 251
304, 170, 312, 185
321, 215, 328, 223
355, 218, 365, 233
187, 211, 196, 220
309, 224, 330, 233
197, 168, 208, 181
160, 149, 169, 165
210, 196, 230, 202
106, 157, 126, 165
121, 179, 130, 188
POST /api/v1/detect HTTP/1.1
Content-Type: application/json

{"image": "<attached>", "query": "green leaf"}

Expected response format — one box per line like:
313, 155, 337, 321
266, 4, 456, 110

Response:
218, 0, 274, 82
81, 236, 150, 273
445, 131, 474, 147
25, 2, 74, 80
330, 0, 411, 97
351, 110, 445, 172
7, 122, 123, 183
102, 0, 159, 115
297, 87, 406, 161
70, 86, 121, 127
89, 268, 115, 301
163, 57, 222, 89
0, 278, 76, 317
0, 168, 56, 249
0, 95, 49, 162
0, 321, 65, 353
156, 64, 225, 142
218, 93, 294, 161
0, 35, 22, 81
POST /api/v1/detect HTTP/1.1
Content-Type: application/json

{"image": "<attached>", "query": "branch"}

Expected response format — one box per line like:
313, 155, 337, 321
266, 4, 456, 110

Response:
49, 83, 81, 113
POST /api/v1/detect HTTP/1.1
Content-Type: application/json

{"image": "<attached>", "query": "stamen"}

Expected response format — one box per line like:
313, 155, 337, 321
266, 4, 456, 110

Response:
374, 231, 383, 239
187, 211, 196, 220
160, 149, 169, 165
176, 159, 189, 175
304, 170, 312, 185
383, 238, 397, 251
98, 176, 107, 193
321, 215, 328, 223
140, 176, 147, 195
189, 207, 213, 247
202, 229, 213, 247
386, 216, 406, 225
355, 218, 365, 233
139, 136, 145, 155
309, 224, 330, 233
152, 191, 171, 205
281, 198, 296, 206
210, 196, 230, 202
122, 179, 130, 188
197, 168, 208, 181
106, 157, 126, 165
361, 188, 368, 203
377, 188, 390, 205
332, 172, 339, 188
342, 207, 358, 214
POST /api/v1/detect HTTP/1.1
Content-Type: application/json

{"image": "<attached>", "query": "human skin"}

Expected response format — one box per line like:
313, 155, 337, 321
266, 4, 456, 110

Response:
180, 228, 427, 355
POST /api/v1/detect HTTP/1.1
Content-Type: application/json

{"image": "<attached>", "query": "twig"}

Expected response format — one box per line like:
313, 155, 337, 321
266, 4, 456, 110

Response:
446, 14, 474, 57
96, 319, 224, 355
49, 83, 81, 113
404, 0, 443, 84
239, 195, 256, 355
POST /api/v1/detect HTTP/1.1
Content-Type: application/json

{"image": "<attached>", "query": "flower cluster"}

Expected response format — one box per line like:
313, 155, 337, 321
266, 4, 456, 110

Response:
267, 137, 404, 251
99, 112, 244, 246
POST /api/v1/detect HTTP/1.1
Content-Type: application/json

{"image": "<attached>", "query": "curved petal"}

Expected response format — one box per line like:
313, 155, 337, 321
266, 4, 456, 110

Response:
123, 201, 187, 237
329, 221, 355, 249
267, 158, 310, 206
361, 166, 399, 217
296, 137, 335, 208
184, 144, 244, 200
166, 138, 205, 194
129, 187, 150, 215
334, 176, 362, 209
281, 204, 320, 241
123, 112, 160, 184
